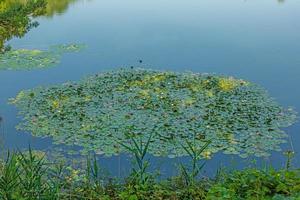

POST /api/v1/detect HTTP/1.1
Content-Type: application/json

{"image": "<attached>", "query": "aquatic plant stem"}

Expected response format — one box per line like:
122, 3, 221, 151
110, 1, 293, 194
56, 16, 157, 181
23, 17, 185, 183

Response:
179, 138, 211, 186
119, 131, 154, 184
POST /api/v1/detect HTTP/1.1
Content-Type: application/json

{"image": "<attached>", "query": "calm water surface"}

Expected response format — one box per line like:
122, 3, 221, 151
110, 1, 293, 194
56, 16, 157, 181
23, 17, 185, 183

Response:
1, 0, 300, 176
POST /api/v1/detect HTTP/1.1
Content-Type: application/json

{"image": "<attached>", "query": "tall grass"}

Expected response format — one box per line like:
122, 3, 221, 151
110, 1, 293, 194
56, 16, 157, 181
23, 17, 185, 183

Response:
0, 146, 299, 199
119, 132, 154, 185
0, 152, 20, 200
178, 139, 211, 186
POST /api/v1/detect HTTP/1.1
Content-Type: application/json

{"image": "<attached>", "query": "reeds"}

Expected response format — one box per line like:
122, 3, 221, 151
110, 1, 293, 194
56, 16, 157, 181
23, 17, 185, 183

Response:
0, 145, 299, 199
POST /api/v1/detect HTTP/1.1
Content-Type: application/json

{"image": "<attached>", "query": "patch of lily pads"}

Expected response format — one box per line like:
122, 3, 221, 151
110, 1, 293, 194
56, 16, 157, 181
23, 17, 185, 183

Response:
0, 44, 85, 70
10, 68, 297, 158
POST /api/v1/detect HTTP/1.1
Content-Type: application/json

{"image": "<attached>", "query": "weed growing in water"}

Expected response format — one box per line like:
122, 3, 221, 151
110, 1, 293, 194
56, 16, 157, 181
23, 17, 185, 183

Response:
119, 131, 154, 185
178, 139, 211, 187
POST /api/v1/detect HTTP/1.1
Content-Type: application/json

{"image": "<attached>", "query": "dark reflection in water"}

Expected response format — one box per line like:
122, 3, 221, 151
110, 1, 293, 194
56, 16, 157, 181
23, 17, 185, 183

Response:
0, 0, 86, 50
44, 0, 81, 17
0, 0, 43, 51
0, 0, 299, 177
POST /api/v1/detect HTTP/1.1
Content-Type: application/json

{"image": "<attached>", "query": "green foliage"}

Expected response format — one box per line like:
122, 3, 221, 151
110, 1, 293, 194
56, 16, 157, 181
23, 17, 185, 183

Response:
0, 152, 20, 200
18, 148, 48, 199
43, 0, 78, 17
10, 68, 297, 158
178, 140, 211, 187
284, 150, 295, 171
0, 0, 83, 51
0, 44, 86, 70
120, 131, 154, 185
0, 149, 299, 200
207, 168, 300, 200
0, 0, 46, 51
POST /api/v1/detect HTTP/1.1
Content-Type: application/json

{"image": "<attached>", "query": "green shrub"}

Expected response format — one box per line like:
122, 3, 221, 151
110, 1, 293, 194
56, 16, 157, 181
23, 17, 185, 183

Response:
207, 168, 300, 200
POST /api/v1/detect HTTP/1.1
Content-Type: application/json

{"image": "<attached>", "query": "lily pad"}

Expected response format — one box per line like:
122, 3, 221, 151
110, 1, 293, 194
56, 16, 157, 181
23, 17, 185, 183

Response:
10, 68, 297, 158
0, 44, 86, 70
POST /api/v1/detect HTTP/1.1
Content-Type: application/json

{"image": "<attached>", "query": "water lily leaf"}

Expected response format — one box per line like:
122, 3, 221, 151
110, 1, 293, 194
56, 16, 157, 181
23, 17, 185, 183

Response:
0, 44, 86, 70
10, 68, 297, 158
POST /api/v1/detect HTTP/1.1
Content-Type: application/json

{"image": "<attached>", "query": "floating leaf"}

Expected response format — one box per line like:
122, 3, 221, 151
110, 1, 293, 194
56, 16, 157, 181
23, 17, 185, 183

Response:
10, 68, 297, 158
0, 44, 86, 70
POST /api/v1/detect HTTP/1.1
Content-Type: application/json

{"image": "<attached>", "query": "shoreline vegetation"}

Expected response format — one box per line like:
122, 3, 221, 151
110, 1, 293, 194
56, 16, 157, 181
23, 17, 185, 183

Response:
0, 147, 299, 200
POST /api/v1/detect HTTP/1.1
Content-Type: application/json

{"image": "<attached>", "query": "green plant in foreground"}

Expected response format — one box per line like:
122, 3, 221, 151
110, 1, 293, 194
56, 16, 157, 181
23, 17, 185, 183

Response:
17, 148, 48, 199
0, 152, 20, 200
82, 153, 109, 198
207, 167, 300, 200
178, 139, 211, 187
0, 147, 299, 200
46, 161, 67, 200
284, 150, 295, 171
120, 131, 154, 185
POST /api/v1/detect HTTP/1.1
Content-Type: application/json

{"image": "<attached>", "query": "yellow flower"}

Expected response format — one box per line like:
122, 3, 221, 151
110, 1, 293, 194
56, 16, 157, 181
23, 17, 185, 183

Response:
52, 100, 60, 109
129, 73, 167, 87
218, 77, 238, 92
218, 77, 249, 92
152, 74, 166, 82
130, 80, 143, 87
84, 96, 92, 101
206, 90, 214, 97
139, 89, 149, 96
202, 151, 212, 159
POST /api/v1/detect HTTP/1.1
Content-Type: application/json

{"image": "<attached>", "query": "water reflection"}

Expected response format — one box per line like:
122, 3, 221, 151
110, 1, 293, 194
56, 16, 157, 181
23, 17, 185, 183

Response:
0, 0, 83, 50
0, 0, 45, 52
44, 0, 80, 17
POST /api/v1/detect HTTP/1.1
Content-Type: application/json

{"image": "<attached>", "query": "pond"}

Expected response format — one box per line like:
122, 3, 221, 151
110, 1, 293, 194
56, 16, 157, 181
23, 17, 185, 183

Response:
0, 0, 299, 177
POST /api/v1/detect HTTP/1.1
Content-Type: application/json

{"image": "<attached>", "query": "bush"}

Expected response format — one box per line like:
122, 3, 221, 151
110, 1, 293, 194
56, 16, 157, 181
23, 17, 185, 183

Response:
207, 168, 300, 200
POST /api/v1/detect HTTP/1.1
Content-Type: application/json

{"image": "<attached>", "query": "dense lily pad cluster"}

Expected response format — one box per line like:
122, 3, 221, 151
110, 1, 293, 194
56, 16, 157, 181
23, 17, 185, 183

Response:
0, 44, 85, 70
10, 68, 297, 158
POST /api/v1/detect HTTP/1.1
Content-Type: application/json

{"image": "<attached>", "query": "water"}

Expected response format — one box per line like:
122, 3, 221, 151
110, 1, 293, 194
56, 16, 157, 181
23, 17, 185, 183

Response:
0, 0, 300, 176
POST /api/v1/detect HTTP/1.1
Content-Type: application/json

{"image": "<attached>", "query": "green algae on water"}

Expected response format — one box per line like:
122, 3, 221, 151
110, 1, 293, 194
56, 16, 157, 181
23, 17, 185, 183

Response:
10, 68, 297, 158
0, 44, 86, 70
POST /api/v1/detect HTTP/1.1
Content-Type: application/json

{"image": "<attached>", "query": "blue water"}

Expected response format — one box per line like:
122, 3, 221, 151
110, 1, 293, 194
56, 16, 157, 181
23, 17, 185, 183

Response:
0, 0, 299, 176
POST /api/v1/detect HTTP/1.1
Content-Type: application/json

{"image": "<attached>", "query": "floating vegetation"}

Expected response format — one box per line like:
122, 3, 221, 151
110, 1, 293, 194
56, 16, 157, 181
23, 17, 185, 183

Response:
0, 44, 86, 70
10, 68, 297, 158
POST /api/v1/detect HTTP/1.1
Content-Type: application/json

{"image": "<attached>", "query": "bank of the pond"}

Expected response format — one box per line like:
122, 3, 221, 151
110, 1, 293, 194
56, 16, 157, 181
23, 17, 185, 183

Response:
0, 150, 299, 200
